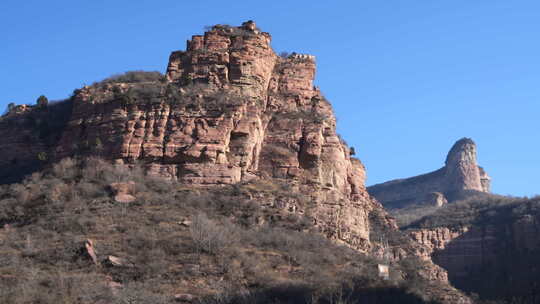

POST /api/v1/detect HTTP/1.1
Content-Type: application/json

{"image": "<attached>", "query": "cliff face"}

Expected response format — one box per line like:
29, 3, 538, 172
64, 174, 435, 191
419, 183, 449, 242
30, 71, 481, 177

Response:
368, 138, 491, 209
408, 197, 540, 300
50, 22, 374, 252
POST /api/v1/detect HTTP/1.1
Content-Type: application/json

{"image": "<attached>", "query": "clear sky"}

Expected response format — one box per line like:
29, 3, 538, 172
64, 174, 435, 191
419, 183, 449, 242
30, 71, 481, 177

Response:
1, 1, 538, 196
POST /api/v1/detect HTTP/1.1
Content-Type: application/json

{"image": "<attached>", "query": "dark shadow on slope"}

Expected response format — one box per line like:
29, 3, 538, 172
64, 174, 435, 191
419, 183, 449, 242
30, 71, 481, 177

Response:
406, 196, 540, 303
432, 226, 540, 303
0, 98, 73, 184
200, 283, 436, 304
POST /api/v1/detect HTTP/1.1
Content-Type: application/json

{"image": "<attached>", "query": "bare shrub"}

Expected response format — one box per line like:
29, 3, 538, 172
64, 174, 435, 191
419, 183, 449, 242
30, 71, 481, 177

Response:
273, 109, 330, 124
122, 85, 163, 104
99, 71, 165, 84
190, 213, 235, 255
405, 193, 531, 229
52, 157, 78, 180
0, 270, 113, 304
211, 24, 260, 38
389, 204, 440, 228
81, 157, 145, 184
262, 143, 292, 158
279, 51, 290, 58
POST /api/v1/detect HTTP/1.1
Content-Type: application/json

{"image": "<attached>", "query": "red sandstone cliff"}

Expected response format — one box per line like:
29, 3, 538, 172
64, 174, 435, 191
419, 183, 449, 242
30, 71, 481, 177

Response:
49, 21, 373, 252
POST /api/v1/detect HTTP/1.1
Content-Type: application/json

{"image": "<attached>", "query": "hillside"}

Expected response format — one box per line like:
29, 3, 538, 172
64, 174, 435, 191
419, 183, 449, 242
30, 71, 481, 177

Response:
0, 157, 472, 304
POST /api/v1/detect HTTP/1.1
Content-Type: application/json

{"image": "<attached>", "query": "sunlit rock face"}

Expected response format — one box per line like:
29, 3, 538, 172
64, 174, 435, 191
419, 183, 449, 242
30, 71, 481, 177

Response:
445, 138, 490, 193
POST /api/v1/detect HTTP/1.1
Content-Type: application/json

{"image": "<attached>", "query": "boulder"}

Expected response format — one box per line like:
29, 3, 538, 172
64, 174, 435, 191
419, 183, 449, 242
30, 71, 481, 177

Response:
105, 255, 132, 267
83, 239, 99, 265
109, 181, 136, 203
425, 192, 448, 207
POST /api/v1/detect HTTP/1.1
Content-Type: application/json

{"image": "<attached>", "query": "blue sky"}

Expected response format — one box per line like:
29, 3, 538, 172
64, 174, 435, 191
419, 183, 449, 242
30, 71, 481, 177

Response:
1, 1, 538, 196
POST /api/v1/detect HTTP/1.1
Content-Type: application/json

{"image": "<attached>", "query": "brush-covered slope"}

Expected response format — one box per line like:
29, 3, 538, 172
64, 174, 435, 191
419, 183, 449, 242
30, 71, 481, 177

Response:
0, 158, 469, 304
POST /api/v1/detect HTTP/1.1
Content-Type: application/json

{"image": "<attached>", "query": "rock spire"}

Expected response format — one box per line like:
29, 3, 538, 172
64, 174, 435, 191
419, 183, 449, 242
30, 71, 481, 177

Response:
368, 138, 491, 208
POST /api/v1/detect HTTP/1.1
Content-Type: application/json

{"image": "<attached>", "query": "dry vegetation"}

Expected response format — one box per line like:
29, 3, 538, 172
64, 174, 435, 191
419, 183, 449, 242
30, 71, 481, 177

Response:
87, 75, 247, 116
0, 158, 446, 303
391, 193, 539, 230
95, 71, 166, 85
208, 24, 261, 38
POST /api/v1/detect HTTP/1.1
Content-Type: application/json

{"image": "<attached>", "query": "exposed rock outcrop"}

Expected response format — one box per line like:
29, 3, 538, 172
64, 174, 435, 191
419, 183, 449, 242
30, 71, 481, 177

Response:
82, 238, 99, 266
368, 138, 491, 208
425, 192, 448, 207
409, 227, 469, 257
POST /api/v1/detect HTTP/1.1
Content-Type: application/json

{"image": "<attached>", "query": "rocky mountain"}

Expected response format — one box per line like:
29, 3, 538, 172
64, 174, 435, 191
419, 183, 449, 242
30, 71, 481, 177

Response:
2, 20, 373, 253
368, 138, 491, 209
0, 21, 471, 303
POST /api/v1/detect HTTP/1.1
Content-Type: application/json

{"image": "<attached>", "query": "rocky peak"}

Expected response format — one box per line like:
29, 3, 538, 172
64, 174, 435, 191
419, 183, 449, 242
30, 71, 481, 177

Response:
368, 138, 491, 208
444, 138, 490, 193
445, 137, 477, 167
166, 22, 276, 90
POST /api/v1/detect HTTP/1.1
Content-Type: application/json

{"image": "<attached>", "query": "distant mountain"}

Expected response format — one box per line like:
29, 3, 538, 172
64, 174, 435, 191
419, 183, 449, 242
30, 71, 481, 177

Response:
368, 138, 491, 209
